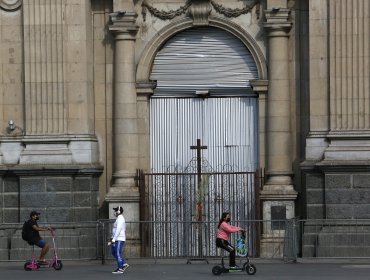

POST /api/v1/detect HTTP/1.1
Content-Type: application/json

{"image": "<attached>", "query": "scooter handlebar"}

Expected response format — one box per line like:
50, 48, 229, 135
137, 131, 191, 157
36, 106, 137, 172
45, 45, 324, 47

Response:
49, 228, 56, 237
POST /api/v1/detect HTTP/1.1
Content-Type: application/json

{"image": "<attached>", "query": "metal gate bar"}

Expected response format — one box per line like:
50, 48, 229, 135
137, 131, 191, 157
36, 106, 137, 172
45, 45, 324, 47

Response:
139, 169, 263, 258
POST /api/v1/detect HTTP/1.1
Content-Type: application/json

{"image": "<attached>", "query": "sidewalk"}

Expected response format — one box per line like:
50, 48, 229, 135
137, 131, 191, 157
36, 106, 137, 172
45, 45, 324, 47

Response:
1, 258, 370, 280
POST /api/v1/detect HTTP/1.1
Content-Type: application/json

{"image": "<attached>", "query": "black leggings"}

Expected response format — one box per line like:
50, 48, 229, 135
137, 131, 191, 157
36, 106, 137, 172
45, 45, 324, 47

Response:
216, 238, 236, 267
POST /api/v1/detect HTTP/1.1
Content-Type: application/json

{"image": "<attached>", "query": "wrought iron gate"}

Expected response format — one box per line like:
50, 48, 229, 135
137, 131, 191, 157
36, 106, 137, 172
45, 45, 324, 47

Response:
139, 167, 263, 258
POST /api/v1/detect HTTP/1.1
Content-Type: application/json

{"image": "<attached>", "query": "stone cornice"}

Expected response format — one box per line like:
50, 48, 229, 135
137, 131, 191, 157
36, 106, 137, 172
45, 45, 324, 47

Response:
109, 12, 139, 38
327, 130, 370, 140
0, 165, 104, 176
136, 81, 157, 98
263, 8, 292, 34
0, 0, 22, 11
250, 79, 269, 92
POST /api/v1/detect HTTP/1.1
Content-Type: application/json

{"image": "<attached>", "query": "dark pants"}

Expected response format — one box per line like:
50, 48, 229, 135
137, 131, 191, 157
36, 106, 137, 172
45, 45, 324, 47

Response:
216, 238, 236, 267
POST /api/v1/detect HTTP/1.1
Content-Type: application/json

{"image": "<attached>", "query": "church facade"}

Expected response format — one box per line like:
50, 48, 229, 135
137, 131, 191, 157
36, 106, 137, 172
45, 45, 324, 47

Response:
0, 0, 369, 257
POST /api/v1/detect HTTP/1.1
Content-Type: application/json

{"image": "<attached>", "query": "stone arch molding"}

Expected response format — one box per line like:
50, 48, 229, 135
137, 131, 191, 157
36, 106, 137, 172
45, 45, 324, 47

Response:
136, 16, 267, 84
0, 0, 22, 11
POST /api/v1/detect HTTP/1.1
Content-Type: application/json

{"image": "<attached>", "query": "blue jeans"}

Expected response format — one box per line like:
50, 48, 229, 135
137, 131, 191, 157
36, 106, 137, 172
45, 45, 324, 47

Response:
111, 241, 126, 269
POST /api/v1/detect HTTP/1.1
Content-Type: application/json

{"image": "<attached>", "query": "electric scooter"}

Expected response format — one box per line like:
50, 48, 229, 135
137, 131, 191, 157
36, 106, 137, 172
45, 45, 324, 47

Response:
24, 229, 63, 271
212, 232, 256, 276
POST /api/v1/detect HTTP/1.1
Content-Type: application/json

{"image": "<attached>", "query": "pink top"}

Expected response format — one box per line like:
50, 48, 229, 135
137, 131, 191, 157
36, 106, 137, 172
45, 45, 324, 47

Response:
217, 221, 241, 240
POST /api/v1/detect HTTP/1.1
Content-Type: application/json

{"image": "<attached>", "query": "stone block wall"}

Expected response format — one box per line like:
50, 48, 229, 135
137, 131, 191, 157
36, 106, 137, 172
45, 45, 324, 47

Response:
302, 169, 370, 257
326, 173, 370, 219
2, 224, 98, 261
0, 169, 101, 224
305, 172, 325, 220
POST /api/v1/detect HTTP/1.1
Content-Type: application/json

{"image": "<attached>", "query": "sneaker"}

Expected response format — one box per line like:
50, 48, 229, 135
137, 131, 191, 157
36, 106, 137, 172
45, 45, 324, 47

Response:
229, 265, 240, 269
122, 263, 130, 271
112, 268, 124, 274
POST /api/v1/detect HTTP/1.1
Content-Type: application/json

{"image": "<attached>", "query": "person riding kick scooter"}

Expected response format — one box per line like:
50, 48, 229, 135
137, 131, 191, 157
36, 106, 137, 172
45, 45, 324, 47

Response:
24, 211, 52, 265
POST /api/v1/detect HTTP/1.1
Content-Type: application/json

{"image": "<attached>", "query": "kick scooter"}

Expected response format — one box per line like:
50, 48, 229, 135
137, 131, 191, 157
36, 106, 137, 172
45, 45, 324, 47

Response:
212, 232, 256, 276
24, 229, 63, 271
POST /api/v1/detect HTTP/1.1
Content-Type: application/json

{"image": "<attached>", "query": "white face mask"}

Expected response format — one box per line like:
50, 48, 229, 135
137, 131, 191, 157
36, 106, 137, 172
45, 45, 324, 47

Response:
114, 211, 120, 217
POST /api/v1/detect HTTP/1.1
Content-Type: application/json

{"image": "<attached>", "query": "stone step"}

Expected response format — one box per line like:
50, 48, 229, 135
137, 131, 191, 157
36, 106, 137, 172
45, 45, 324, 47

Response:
318, 232, 370, 246
316, 246, 370, 257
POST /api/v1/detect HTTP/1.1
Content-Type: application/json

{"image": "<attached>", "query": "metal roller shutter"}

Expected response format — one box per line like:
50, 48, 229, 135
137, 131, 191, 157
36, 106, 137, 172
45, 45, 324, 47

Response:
150, 27, 259, 172
150, 27, 258, 97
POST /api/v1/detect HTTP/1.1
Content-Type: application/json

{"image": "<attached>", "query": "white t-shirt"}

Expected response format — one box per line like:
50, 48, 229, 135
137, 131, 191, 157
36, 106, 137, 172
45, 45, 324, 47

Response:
111, 215, 126, 242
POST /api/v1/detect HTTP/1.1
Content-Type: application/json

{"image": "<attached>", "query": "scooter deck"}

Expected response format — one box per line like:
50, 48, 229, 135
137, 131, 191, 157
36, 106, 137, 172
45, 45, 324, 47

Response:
226, 268, 244, 273
37, 263, 51, 267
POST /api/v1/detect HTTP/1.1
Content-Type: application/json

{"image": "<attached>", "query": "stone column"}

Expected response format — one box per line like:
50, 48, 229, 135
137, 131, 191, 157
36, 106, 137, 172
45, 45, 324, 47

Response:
106, 0, 140, 225
260, 2, 297, 257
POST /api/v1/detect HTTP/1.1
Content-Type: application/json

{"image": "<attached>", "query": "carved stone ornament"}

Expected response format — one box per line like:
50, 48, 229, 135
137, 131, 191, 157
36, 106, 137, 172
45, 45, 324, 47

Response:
142, 0, 192, 21
189, 0, 212, 25
210, 0, 258, 18
142, 0, 259, 22
0, 0, 22, 11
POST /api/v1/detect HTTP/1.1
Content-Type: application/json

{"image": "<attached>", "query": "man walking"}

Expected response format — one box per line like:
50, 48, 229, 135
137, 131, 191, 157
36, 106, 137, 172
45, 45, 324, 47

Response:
111, 206, 129, 274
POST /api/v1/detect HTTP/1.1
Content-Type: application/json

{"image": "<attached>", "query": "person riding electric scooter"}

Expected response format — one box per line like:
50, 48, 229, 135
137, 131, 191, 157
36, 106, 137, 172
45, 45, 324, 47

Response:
215, 212, 244, 269
213, 212, 256, 276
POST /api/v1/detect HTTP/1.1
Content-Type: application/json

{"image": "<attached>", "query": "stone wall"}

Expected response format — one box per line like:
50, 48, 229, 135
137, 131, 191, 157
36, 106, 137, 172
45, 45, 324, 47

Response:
302, 169, 370, 257
0, 168, 101, 224
326, 173, 370, 219
0, 0, 106, 222
0, 223, 98, 261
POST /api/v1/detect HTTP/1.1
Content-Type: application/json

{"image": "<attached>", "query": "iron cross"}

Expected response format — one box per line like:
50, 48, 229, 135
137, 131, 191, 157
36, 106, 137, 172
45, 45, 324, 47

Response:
190, 139, 208, 175
190, 138, 208, 258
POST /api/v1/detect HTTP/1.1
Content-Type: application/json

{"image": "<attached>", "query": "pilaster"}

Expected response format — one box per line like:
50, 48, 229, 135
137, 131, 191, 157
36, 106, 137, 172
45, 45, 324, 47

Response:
260, 4, 297, 257
251, 80, 268, 169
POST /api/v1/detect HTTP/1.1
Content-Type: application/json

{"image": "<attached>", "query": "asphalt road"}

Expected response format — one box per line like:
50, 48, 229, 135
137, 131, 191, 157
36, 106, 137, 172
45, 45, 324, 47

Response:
2, 259, 370, 280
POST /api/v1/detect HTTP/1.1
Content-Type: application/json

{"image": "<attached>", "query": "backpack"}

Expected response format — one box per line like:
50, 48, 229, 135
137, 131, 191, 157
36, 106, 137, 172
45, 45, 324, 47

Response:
21, 220, 30, 242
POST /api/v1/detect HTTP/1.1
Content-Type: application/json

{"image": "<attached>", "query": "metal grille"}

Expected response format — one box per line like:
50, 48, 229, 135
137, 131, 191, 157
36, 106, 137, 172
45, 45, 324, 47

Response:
139, 169, 262, 258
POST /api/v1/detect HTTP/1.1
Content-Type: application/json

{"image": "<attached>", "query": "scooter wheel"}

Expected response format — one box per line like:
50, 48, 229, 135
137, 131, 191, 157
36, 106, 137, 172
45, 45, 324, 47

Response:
53, 260, 63, 270
246, 263, 256, 275
212, 265, 223, 276
24, 262, 32, 271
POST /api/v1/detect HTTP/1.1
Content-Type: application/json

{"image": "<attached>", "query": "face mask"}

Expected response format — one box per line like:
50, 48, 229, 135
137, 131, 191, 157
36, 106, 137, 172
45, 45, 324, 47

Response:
226, 218, 230, 222
114, 212, 119, 217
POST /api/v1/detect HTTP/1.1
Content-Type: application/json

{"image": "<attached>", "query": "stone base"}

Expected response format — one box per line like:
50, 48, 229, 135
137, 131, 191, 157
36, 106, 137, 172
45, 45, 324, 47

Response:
323, 133, 370, 161
105, 186, 140, 221
3, 223, 97, 261
260, 235, 284, 258
15, 135, 99, 165
125, 239, 141, 258
0, 167, 102, 223
302, 223, 370, 258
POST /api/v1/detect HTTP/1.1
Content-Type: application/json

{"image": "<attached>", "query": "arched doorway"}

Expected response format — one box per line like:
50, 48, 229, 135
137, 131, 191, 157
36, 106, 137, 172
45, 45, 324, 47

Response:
150, 27, 259, 173
144, 27, 260, 257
